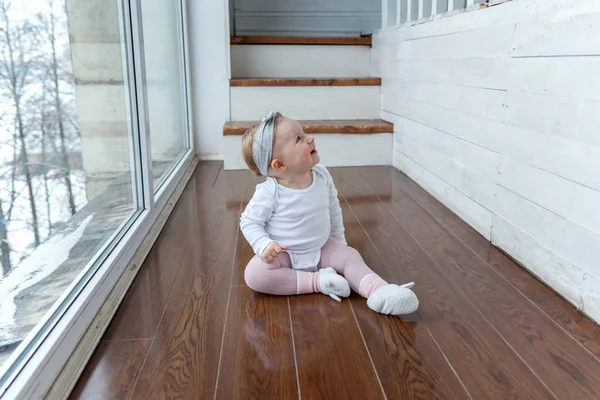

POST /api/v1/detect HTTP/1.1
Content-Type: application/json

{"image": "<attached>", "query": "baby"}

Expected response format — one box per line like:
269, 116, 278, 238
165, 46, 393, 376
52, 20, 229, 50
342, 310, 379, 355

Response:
239, 111, 419, 315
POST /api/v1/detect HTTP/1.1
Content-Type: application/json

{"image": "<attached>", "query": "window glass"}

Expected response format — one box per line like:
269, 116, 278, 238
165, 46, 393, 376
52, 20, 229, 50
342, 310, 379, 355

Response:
0, 0, 138, 370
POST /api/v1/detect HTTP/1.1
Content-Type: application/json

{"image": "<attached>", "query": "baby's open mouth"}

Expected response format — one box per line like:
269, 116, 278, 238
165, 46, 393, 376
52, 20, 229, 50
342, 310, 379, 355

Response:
311, 149, 317, 154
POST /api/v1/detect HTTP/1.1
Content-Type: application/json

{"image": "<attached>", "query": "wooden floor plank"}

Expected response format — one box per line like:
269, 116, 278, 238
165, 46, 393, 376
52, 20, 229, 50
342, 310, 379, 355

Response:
69, 340, 151, 400
289, 295, 383, 399
128, 162, 245, 399
355, 166, 600, 400
70, 163, 600, 400
232, 230, 255, 287
341, 204, 466, 399
215, 286, 298, 399
331, 168, 555, 400
232, 172, 262, 286
101, 192, 194, 340
486, 249, 600, 358
350, 299, 461, 399
390, 168, 600, 360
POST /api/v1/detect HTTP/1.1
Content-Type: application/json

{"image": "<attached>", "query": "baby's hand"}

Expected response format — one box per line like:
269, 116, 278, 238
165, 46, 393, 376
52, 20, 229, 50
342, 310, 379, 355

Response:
261, 242, 288, 263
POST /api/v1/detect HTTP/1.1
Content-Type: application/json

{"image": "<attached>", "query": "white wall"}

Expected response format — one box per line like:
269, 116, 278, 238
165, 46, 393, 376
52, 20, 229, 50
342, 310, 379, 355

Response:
373, 0, 600, 322
233, 0, 381, 37
188, 0, 230, 159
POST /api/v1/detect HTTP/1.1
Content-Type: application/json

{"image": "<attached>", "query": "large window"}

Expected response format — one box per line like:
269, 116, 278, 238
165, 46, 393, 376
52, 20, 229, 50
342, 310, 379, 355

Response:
0, 0, 192, 396
141, 0, 189, 192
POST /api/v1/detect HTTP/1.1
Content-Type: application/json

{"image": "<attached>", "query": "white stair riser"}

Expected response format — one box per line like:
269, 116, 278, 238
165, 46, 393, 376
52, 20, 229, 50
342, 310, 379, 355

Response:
230, 45, 372, 78
223, 133, 393, 170
230, 86, 381, 120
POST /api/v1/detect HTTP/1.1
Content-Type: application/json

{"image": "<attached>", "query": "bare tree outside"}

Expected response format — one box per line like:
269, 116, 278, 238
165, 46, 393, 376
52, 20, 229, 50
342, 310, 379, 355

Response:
0, 197, 10, 275
0, 0, 142, 372
0, 0, 84, 276
38, 0, 77, 216
0, 0, 41, 252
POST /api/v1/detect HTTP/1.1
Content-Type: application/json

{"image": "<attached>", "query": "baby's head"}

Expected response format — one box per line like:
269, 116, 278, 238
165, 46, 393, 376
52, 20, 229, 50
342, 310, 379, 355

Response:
242, 111, 319, 177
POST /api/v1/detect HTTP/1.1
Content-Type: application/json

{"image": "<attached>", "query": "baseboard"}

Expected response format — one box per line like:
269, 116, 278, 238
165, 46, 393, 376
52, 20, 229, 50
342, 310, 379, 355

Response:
491, 215, 600, 324
198, 153, 224, 161
48, 156, 199, 399
392, 156, 600, 324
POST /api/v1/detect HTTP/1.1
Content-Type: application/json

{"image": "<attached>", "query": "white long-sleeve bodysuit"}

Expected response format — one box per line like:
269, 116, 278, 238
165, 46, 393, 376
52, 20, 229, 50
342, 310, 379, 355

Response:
239, 164, 346, 271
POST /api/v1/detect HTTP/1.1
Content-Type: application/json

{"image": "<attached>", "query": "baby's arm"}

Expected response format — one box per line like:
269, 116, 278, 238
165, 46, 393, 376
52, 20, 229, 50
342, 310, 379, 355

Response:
321, 166, 347, 245
240, 182, 278, 259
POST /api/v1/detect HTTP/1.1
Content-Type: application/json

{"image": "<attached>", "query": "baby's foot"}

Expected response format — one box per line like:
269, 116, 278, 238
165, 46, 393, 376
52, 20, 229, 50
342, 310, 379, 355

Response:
318, 267, 350, 302
367, 283, 419, 315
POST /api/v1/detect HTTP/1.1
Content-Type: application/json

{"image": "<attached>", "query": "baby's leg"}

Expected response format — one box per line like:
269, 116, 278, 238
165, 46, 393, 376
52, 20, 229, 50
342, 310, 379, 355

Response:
245, 252, 347, 296
319, 238, 418, 314
318, 239, 386, 297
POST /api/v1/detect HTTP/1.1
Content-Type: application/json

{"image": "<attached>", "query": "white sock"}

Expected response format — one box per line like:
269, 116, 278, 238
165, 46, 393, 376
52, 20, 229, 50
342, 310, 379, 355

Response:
367, 284, 419, 315
318, 267, 350, 299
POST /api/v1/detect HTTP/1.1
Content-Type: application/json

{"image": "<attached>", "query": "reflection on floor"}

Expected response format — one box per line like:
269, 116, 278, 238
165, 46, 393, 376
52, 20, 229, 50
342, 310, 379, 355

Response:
70, 161, 600, 399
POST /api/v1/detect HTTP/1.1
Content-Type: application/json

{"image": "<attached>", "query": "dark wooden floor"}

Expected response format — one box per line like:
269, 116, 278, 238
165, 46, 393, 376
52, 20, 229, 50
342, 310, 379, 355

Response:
70, 162, 600, 400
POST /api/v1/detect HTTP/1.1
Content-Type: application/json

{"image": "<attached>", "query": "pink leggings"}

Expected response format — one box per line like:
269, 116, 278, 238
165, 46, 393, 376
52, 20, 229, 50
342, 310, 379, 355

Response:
244, 239, 388, 298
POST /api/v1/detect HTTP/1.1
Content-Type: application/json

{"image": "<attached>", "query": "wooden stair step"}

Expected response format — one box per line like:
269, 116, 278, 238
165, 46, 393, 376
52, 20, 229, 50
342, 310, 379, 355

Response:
230, 35, 371, 46
229, 78, 381, 87
223, 119, 393, 136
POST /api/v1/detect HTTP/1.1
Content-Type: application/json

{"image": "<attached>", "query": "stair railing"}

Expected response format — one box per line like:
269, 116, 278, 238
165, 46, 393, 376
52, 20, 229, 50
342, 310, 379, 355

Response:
382, 0, 492, 28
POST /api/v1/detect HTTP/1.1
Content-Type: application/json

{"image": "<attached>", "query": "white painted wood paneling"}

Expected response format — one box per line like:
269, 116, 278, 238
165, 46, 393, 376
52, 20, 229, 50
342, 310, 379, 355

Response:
390, 58, 510, 89
388, 0, 600, 43
492, 215, 600, 322
385, 97, 600, 191
223, 133, 393, 170
230, 86, 381, 120
396, 130, 498, 210
504, 92, 600, 146
394, 152, 493, 239
508, 56, 600, 100
497, 157, 600, 235
386, 79, 506, 121
395, 116, 500, 177
395, 24, 514, 60
375, 0, 600, 322
510, 12, 600, 57
492, 183, 600, 278
230, 45, 371, 78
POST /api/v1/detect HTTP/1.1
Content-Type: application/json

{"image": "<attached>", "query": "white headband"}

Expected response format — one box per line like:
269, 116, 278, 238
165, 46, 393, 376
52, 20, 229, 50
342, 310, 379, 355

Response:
252, 111, 281, 176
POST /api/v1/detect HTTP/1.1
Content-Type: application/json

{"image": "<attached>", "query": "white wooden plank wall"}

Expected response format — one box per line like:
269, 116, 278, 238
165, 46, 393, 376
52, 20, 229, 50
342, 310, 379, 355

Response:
374, 0, 600, 322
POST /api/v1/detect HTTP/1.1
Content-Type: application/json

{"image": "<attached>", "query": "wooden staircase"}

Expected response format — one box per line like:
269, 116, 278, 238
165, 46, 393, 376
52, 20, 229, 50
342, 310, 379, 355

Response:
223, 35, 393, 170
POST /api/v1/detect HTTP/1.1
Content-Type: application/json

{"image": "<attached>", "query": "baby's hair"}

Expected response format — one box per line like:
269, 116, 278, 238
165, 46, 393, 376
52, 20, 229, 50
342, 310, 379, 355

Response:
241, 115, 281, 176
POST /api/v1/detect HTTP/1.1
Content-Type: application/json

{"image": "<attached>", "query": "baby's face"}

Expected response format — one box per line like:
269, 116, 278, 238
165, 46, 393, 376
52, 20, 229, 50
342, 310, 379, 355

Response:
272, 117, 320, 175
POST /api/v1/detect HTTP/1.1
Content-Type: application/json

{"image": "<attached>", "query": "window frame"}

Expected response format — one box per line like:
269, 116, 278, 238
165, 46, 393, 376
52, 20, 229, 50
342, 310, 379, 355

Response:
0, 0, 195, 397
